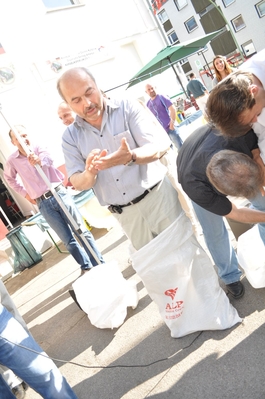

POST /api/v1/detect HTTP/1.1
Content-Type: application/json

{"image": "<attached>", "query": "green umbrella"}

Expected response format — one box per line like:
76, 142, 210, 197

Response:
127, 30, 222, 91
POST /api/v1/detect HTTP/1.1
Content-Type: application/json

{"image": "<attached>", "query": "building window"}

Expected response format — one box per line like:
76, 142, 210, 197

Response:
174, 0, 188, 10
158, 9, 169, 23
42, 0, 85, 11
231, 15, 246, 32
255, 0, 265, 17
242, 40, 257, 57
168, 31, 179, 44
222, 0, 235, 6
158, 10, 173, 32
184, 16, 198, 33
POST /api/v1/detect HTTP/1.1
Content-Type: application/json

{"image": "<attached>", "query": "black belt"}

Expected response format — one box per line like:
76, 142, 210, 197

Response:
36, 183, 63, 201
108, 182, 160, 214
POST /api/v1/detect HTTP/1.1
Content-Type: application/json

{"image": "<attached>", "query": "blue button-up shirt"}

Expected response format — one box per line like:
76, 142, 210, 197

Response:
62, 98, 169, 206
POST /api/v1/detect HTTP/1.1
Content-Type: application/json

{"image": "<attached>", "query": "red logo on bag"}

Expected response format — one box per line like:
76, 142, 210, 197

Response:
164, 287, 184, 320
165, 288, 178, 300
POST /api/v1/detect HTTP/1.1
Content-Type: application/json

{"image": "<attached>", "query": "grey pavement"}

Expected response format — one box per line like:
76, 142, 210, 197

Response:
5, 216, 265, 399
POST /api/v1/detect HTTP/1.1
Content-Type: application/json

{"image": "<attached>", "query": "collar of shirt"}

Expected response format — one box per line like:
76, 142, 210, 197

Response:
243, 50, 265, 89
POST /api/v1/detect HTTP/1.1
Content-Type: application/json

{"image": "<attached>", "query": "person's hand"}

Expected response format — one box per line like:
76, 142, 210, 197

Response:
169, 120, 175, 130
93, 138, 133, 170
85, 149, 105, 175
25, 193, 36, 204
28, 153, 41, 166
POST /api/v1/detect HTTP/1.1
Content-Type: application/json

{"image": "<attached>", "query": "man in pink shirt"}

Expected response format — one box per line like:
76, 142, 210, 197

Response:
4, 125, 104, 274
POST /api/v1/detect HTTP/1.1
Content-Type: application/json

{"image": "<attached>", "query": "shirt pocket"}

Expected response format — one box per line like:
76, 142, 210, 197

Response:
112, 129, 137, 150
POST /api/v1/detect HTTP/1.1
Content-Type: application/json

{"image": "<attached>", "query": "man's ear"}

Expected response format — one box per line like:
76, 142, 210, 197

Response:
249, 84, 259, 97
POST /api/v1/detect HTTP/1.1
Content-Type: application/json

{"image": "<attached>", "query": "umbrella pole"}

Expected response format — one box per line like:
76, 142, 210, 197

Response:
0, 105, 101, 265
168, 57, 188, 98
198, 50, 214, 78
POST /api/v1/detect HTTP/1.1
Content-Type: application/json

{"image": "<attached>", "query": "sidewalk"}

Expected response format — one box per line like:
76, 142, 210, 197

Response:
5, 217, 265, 399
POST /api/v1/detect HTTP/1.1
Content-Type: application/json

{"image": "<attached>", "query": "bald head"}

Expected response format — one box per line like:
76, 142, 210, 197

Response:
56, 67, 104, 124
57, 67, 96, 101
145, 83, 156, 99
57, 102, 75, 126
206, 150, 263, 198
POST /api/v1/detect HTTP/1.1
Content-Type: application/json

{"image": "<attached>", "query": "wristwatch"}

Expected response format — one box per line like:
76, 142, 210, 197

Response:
125, 151, 136, 166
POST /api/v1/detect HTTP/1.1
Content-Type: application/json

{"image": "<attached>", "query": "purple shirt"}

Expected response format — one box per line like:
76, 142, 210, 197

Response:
4, 145, 64, 200
146, 94, 172, 131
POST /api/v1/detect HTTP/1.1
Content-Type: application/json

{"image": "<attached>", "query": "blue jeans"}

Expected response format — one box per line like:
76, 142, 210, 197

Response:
192, 202, 241, 284
38, 187, 104, 270
248, 191, 265, 244
167, 126, 183, 151
0, 305, 78, 399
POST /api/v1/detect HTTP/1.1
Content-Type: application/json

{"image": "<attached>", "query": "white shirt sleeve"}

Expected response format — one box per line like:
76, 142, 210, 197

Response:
253, 119, 265, 164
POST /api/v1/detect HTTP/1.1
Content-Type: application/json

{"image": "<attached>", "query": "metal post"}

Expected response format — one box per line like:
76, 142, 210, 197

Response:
199, 50, 214, 78
168, 57, 188, 97
0, 206, 13, 229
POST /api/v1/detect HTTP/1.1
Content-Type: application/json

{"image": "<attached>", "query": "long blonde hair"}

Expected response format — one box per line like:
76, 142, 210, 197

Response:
213, 55, 233, 83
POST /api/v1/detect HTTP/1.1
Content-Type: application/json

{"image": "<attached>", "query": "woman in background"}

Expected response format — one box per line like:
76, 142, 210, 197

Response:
212, 55, 234, 88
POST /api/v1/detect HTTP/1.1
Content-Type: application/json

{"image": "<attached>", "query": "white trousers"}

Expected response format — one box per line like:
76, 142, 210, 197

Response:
113, 176, 184, 250
195, 93, 209, 115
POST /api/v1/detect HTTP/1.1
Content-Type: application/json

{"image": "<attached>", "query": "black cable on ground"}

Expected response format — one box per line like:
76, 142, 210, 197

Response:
2, 331, 203, 369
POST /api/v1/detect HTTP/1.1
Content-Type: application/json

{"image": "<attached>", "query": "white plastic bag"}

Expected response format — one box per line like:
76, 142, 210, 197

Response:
132, 214, 241, 338
72, 262, 139, 329
237, 225, 265, 288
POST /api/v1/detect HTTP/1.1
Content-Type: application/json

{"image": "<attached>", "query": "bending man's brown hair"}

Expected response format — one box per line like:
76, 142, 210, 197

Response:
205, 71, 256, 137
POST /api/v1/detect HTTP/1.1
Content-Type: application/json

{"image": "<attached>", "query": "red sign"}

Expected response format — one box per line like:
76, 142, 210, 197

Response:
151, 0, 169, 14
